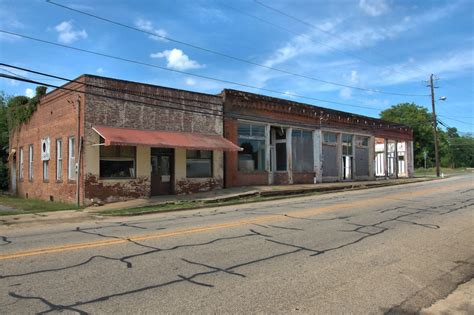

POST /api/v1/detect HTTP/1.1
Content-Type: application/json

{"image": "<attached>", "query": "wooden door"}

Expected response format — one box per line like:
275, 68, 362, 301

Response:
150, 153, 172, 196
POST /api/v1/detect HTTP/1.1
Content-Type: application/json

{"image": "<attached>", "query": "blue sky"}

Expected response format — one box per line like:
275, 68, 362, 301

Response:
0, 0, 473, 133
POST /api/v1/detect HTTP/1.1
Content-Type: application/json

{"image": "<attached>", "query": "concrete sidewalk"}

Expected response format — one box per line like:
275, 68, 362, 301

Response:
85, 177, 432, 213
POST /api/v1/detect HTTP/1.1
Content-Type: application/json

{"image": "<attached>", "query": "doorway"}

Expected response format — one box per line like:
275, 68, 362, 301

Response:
150, 148, 174, 196
341, 134, 353, 180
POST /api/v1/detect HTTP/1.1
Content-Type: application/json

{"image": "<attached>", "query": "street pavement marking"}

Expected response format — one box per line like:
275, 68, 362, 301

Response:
0, 181, 470, 261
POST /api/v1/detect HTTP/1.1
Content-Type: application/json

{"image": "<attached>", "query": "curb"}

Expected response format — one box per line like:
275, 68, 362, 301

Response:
101, 178, 436, 216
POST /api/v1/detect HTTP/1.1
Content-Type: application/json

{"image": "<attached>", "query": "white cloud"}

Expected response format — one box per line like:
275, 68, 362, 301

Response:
54, 20, 87, 44
25, 88, 34, 98
185, 78, 197, 86
96, 67, 104, 74
283, 91, 296, 98
247, 1, 461, 89
378, 49, 474, 86
150, 49, 204, 71
135, 18, 167, 41
358, 0, 389, 17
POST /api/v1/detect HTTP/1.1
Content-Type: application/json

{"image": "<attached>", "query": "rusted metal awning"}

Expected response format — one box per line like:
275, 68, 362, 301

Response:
92, 125, 241, 151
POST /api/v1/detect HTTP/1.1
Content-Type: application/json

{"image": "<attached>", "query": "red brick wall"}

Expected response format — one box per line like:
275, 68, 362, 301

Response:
224, 117, 269, 187
293, 172, 315, 184
273, 172, 289, 185
9, 79, 86, 204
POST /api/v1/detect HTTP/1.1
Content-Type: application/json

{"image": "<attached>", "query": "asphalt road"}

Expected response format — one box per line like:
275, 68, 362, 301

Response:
1, 174, 473, 314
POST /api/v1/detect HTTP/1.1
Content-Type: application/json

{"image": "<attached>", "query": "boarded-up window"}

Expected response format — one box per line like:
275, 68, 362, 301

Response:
355, 147, 369, 177
292, 130, 313, 172
322, 144, 338, 177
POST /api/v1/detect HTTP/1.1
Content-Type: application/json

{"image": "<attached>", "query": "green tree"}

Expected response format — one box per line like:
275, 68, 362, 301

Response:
379, 103, 434, 168
444, 127, 474, 167
380, 103, 473, 169
0, 86, 48, 190
0, 92, 11, 189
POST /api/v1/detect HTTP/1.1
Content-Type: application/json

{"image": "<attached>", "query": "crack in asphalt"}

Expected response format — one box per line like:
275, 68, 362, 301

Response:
2, 188, 473, 314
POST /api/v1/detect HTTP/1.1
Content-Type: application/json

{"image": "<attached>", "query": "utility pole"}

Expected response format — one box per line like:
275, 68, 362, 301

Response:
428, 74, 440, 177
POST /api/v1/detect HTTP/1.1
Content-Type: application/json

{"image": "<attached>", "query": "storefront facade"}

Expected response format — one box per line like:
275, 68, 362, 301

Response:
222, 89, 413, 188
9, 76, 413, 205
9, 75, 239, 205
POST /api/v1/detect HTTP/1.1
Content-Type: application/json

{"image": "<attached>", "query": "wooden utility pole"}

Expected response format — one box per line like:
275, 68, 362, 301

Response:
428, 74, 440, 177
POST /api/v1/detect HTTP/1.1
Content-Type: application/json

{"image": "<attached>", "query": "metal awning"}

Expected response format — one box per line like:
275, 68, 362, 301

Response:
92, 125, 242, 151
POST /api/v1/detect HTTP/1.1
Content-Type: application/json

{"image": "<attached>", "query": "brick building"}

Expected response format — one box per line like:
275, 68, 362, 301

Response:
222, 89, 413, 187
9, 75, 413, 205
9, 75, 239, 205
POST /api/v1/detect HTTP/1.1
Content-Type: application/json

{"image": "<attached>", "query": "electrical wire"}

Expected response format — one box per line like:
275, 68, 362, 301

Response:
0, 29, 389, 112
222, 2, 422, 87
253, 0, 473, 95
45, 0, 428, 98
1, 71, 415, 132
0, 63, 224, 114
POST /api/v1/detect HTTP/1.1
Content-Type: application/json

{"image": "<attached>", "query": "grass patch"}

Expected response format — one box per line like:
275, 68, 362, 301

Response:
414, 167, 470, 177
99, 178, 434, 216
0, 194, 82, 216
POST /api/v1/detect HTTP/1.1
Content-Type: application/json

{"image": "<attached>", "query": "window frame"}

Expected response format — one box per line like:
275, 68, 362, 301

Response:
56, 138, 62, 182
355, 136, 369, 148
68, 136, 75, 181
186, 150, 213, 178
43, 160, 49, 182
99, 144, 136, 179
19, 147, 24, 181
342, 134, 353, 157
237, 122, 267, 172
28, 144, 33, 182
323, 132, 338, 145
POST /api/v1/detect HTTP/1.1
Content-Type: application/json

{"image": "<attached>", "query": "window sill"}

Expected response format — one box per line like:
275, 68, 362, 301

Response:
56, 180, 63, 184
43, 180, 49, 183
186, 176, 214, 179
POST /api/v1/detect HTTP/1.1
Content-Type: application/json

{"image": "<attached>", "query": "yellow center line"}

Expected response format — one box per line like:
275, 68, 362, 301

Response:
0, 181, 469, 261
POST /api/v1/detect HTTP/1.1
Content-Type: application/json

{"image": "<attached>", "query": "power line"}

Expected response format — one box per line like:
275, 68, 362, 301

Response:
253, 0, 470, 95
2, 73, 410, 131
253, 1, 420, 69
222, 2, 426, 89
0, 67, 29, 80
1, 63, 225, 114
45, 0, 428, 98
438, 115, 474, 126
0, 30, 387, 112
0, 73, 224, 118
